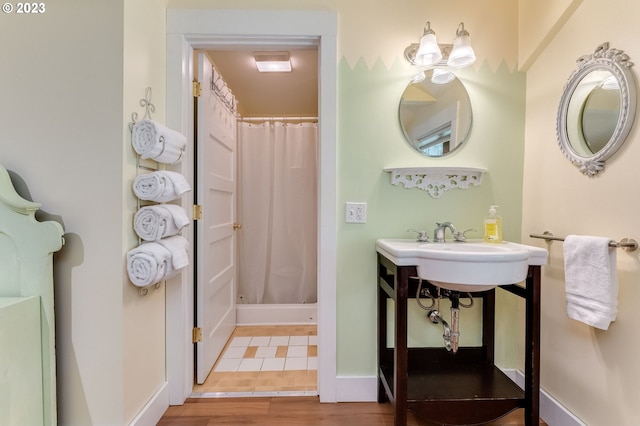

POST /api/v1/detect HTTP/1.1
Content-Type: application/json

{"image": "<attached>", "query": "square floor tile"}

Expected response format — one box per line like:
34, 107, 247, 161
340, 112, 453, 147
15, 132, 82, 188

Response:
214, 358, 241, 372
254, 346, 278, 358
289, 335, 309, 346
308, 335, 318, 345
238, 358, 263, 372
269, 336, 290, 346
250, 336, 271, 346
229, 336, 252, 347
287, 345, 308, 358
222, 346, 247, 359
284, 357, 308, 371
261, 357, 286, 371
307, 356, 318, 370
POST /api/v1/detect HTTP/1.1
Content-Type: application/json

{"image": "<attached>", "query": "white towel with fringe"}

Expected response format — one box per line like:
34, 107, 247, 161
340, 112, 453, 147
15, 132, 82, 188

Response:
126, 241, 171, 287
133, 171, 191, 203
134, 204, 190, 241
132, 119, 187, 164
563, 235, 618, 330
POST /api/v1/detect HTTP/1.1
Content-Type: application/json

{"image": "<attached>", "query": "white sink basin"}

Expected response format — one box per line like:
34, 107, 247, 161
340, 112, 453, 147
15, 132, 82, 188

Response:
376, 239, 548, 292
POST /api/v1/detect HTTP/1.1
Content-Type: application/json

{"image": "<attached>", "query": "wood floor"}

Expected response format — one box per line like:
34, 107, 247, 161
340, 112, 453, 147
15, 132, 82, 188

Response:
158, 397, 548, 425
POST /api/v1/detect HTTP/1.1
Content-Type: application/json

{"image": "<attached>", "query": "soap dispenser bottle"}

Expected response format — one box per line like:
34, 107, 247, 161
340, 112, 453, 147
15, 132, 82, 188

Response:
483, 205, 503, 243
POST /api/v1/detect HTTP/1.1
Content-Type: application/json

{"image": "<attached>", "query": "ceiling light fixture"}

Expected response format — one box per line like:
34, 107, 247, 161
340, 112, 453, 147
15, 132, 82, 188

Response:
404, 22, 476, 84
254, 51, 292, 73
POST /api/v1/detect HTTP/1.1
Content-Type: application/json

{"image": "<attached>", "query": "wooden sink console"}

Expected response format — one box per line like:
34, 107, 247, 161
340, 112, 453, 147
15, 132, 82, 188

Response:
377, 252, 541, 425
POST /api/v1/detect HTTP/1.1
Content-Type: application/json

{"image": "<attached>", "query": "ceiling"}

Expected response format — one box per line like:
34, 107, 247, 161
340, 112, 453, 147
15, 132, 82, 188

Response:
206, 48, 318, 118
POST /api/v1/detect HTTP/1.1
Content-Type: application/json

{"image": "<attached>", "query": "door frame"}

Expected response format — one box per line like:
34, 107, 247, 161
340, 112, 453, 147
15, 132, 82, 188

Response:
165, 9, 338, 404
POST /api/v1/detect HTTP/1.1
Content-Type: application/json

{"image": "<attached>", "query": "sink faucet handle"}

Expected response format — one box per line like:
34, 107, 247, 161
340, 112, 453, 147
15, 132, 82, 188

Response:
453, 228, 476, 242
407, 228, 429, 242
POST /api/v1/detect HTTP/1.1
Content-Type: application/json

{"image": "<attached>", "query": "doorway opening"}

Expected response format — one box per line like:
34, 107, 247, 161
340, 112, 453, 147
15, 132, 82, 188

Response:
165, 9, 338, 405
192, 48, 319, 396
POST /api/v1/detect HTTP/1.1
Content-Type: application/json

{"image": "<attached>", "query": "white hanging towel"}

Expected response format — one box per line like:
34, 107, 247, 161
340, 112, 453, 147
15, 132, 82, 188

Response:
133, 171, 191, 203
132, 119, 187, 164
134, 204, 190, 241
126, 241, 171, 287
563, 235, 618, 330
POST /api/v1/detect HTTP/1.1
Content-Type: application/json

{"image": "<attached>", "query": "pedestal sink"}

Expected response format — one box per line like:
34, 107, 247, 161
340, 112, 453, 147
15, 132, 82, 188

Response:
376, 239, 548, 292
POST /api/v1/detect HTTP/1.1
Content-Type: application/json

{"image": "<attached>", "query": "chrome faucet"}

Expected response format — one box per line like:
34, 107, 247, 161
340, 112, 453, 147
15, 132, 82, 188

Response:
433, 222, 457, 243
434, 222, 475, 242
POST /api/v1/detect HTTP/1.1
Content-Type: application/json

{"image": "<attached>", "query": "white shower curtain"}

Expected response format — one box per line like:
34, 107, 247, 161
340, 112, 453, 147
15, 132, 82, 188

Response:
237, 121, 318, 304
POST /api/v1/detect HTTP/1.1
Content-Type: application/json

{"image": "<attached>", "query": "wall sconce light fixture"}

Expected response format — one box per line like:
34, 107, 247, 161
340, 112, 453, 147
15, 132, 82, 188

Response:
404, 22, 476, 84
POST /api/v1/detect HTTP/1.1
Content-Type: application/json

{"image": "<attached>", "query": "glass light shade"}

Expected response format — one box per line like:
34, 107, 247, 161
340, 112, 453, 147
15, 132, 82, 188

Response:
415, 33, 443, 67
431, 68, 455, 84
447, 33, 476, 68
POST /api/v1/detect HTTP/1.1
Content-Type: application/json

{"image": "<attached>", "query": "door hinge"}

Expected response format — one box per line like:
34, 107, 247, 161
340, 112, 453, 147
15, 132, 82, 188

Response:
192, 327, 202, 343
192, 81, 202, 97
193, 204, 203, 220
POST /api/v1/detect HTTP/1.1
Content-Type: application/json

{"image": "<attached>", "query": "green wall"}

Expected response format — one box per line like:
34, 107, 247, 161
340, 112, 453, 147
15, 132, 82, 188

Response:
336, 57, 527, 375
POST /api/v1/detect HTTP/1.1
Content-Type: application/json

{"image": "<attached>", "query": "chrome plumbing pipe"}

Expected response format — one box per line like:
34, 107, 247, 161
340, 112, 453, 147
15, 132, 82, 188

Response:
449, 294, 461, 353
428, 310, 453, 352
450, 307, 460, 353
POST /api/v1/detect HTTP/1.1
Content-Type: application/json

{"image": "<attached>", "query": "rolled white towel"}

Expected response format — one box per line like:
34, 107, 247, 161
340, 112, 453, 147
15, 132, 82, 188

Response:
157, 235, 190, 270
132, 119, 187, 164
126, 242, 171, 287
133, 171, 191, 203
134, 204, 190, 241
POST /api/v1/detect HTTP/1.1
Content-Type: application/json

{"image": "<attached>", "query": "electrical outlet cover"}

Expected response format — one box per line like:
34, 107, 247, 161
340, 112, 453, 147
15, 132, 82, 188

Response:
345, 202, 367, 223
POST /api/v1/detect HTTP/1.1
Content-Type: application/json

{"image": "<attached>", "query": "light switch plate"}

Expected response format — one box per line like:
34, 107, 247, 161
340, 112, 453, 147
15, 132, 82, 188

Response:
345, 202, 367, 223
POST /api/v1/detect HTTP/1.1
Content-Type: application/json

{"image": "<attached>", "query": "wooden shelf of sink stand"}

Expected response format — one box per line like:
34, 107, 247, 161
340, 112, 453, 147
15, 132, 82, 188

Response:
377, 253, 541, 426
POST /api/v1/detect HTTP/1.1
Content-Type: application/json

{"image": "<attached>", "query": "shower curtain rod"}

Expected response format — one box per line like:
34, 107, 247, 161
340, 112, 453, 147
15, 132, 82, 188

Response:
240, 116, 318, 122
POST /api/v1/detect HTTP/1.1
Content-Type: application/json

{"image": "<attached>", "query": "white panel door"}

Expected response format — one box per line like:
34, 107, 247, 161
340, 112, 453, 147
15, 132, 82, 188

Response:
196, 52, 237, 384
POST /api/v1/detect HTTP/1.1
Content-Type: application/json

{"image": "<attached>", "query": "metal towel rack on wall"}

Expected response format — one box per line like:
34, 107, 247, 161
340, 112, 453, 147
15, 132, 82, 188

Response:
530, 231, 638, 252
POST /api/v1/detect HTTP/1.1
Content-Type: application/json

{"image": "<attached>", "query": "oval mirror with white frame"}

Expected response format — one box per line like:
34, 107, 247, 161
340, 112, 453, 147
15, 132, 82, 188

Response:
399, 69, 472, 157
557, 42, 636, 176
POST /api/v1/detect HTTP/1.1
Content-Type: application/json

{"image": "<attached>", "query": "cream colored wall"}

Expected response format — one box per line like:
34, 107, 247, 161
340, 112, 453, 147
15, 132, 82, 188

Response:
123, 0, 169, 423
1, 0, 169, 424
521, 1, 640, 424
168, 0, 520, 72
0, 1, 127, 424
518, 0, 583, 71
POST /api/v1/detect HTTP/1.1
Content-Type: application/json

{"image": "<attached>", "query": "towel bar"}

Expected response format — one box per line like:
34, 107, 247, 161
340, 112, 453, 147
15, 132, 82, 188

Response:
530, 232, 638, 252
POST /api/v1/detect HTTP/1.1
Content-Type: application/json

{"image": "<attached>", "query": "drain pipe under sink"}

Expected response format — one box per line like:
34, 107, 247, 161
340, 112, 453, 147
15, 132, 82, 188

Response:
428, 295, 461, 353
428, 309, 455, 352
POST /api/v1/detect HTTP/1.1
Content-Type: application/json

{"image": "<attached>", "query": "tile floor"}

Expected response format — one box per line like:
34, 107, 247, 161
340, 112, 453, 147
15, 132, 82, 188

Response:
192, 325, 317, 395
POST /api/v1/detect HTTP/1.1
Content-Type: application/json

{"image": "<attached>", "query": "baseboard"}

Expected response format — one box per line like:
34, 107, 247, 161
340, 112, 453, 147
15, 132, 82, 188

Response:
236, 303, 317, 325
129, 382, 170, 426
335, 376, 378, 402
501, 369, 586, 426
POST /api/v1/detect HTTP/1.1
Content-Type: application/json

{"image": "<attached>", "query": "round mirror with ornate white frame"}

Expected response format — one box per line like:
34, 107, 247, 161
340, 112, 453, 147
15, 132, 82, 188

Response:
557, 42, 636, 176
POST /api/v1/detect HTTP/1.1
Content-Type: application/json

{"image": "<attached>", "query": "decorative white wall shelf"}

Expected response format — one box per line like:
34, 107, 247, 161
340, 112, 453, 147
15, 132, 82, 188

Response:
383, 167, 486, 198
